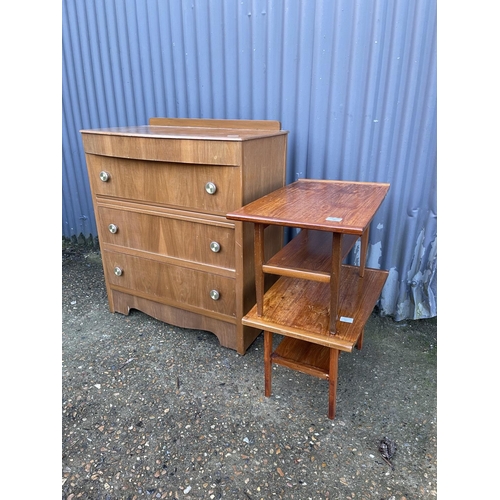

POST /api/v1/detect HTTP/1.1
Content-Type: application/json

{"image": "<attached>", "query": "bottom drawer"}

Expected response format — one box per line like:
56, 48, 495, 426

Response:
102, 251, 236, 318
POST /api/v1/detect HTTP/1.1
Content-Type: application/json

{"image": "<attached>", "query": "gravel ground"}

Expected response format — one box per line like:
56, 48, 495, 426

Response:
62, 245, 437, 499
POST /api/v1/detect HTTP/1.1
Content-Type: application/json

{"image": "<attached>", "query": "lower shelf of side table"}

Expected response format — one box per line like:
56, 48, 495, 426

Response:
272, 338, 331, 379
242, 264, 389, 353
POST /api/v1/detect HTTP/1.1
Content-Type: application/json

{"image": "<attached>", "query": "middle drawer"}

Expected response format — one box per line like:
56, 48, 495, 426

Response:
97, 204, 235, 271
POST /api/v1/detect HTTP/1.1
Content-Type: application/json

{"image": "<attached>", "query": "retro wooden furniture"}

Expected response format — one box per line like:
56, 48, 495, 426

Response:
80, 118, 288, 354
226, 179, 390, 418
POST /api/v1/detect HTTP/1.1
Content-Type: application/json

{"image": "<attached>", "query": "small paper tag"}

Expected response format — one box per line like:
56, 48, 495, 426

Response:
340, 316, 354, 323
326, 216, 343, 222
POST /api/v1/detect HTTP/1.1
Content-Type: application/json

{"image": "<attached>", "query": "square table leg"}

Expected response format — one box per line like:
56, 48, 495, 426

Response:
356, 329, 364, 350
328, 348, 339, 420
359, 226, 370, 277
329, 233, 343, 335
264, 330, 273, 397
254, 223, 266, 316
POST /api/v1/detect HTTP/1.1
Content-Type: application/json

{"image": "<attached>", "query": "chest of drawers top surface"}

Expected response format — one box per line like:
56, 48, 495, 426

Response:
81, 124, 287, 141
81, 125, 288, 165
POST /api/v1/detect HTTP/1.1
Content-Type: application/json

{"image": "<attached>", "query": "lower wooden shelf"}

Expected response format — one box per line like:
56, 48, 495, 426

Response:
242, 264, 388, 352
272, 337, 331, 379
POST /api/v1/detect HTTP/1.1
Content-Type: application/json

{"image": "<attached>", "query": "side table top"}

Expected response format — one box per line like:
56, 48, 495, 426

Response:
226, 179, 390, 234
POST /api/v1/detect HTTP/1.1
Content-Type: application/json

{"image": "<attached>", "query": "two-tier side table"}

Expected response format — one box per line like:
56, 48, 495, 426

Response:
226, 179, 390, 419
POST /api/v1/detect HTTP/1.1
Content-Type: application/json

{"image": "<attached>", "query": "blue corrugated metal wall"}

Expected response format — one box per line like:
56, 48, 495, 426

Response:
62, 0, 437, 321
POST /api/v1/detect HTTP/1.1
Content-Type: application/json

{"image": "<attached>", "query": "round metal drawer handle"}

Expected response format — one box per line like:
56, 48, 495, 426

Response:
210, 241, 221, 253
108, 223, 118, 234
205, 182, 217, 195
209, 289, 220, 301
114, 267, 123, 277
99, 171, 110, 182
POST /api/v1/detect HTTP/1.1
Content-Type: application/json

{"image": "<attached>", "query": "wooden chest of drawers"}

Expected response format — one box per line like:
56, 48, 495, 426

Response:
81, 118, 288, 354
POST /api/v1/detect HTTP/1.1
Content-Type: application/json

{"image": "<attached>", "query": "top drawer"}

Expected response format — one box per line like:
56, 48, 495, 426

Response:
81, 133, 242, 165
86, 155, 240, 215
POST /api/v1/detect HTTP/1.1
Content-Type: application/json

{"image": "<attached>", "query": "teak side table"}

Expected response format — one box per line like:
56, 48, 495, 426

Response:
226, 179, 390, 419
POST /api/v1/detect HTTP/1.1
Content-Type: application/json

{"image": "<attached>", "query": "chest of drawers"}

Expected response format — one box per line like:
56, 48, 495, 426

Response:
81, 118, 288, 354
